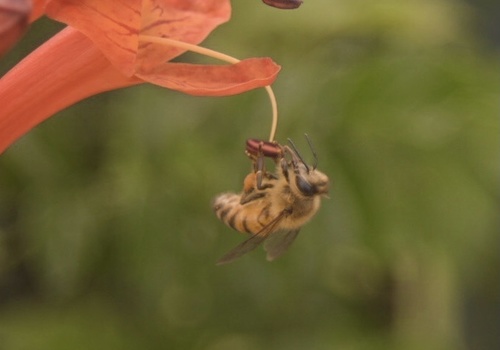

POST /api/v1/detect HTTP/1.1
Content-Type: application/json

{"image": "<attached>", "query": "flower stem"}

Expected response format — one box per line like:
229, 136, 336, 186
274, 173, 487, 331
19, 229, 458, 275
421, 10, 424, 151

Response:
139, 35, 278, 142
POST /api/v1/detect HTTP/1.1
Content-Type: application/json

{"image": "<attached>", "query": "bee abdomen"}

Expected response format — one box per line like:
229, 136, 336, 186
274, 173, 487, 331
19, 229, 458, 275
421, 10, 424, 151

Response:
213, 193, 240, 220
213, 193, 265, 235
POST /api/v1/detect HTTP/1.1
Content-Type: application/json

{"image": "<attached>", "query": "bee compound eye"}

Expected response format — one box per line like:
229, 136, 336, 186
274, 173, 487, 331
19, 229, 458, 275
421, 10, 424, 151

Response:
295, 176, 316, 196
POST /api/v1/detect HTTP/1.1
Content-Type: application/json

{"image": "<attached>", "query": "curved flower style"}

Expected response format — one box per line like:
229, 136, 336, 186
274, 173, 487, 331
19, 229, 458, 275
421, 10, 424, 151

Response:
0, 0, 281, 153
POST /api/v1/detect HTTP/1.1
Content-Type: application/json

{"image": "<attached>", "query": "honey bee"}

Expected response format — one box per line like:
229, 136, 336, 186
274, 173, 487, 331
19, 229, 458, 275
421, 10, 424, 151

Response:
213, 136, 329, 265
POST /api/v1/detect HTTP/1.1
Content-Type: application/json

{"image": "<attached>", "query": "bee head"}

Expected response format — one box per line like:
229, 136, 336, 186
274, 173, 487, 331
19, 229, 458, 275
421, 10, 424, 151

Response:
295, 167, 329, 197
285, 136, 330, 197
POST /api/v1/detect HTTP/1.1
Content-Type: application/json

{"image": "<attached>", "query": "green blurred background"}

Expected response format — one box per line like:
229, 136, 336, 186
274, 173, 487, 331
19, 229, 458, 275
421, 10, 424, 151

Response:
1, 0, 499, 349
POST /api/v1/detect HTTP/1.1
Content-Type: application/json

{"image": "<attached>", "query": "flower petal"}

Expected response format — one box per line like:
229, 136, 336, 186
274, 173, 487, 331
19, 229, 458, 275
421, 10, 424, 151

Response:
0, 0, 31, 56
0, 27, 142, 153
136, 58, 281, 96
136, 0, 230, 71
45, 0, 231, 76
29, 0, 47, 22
46, 0, 141, 76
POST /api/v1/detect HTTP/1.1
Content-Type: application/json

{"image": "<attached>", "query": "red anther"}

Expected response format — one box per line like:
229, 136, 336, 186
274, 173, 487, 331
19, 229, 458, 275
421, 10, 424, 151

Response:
245, 139, 282, 159
262, 0, 303, 10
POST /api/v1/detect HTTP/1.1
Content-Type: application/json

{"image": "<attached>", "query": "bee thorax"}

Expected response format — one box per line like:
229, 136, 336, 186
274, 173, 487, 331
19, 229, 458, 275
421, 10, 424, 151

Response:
283, 195, 321, 229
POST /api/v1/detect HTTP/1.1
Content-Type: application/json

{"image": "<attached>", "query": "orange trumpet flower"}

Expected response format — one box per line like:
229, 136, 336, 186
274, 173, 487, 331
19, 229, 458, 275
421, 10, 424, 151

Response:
0, 0, 281, 153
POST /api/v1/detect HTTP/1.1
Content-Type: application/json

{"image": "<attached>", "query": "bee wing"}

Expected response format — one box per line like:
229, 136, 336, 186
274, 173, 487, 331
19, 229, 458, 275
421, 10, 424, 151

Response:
216, 210, 287, 265
263, 229, 300, 262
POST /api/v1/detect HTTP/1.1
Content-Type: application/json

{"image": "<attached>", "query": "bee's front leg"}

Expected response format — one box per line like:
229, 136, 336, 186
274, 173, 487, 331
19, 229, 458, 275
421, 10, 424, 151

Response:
240, 191, 267, 205
254, 143, 274, 191
280, 157, 290, 183
240, 172, 269, 205
240, 145, 275, 205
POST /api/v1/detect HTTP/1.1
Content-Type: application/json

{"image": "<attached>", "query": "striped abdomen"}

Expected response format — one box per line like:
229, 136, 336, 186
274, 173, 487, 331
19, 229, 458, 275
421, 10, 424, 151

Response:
213, 193, 273, 235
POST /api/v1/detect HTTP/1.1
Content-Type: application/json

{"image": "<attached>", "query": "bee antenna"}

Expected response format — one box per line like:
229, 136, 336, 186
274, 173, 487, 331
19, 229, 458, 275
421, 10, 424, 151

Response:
304, 134, 318, 170
287, 138, 310, 172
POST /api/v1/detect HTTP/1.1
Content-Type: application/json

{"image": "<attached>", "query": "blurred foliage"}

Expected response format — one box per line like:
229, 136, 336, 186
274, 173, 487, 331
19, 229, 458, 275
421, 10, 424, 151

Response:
0, 1, 499, 349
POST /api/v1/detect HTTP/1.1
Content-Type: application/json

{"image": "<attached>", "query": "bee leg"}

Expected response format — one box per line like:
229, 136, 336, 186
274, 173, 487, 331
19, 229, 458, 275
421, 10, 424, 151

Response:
240, 191, 266, 205
240, 171, 270, 205
242, 173, 256, 194
255, 143, 273, 191
280, 157, 290, 184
